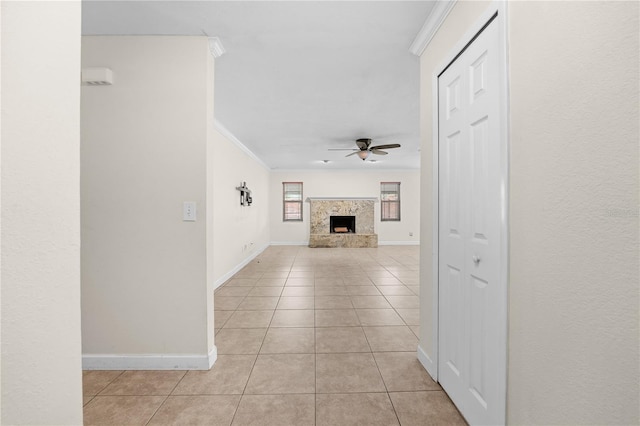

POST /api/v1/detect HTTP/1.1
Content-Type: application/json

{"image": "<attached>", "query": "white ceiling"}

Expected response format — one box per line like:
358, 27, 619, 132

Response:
82, 1, 435, 170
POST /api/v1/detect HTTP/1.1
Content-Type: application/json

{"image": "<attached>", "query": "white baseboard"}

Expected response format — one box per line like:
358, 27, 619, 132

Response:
213, 243, 269, 290
269, 241, 308, 246
379, 240, 420, 246
207, 345, 218, 369
83, 345, 217, 371
417, 344, 437, 381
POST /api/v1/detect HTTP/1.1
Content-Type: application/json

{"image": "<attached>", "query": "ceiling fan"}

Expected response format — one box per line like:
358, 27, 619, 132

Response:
329, 138, 401, 161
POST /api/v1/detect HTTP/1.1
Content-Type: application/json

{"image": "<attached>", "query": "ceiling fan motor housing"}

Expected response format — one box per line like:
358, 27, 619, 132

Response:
356, 138, 372, 150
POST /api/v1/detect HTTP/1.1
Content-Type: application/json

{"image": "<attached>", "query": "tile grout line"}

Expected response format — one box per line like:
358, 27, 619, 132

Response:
210, 249, 417, 422
229, 250, 296, 425
215, 277, 254, 320
386, 387, 403, 425
143, 370, 188, 426
359, 316, 400, 423
88, 370, 126, 400
297, 247, 320, 426
373, 279, 418, 331
363, 266, 405, 426
290, 247, 318, 425
227, 258, 272, 425
82, 395, 95, 407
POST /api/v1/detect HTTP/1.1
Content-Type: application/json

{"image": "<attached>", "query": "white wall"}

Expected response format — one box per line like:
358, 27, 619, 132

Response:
1, 1, 83, 423
211, 123, 270, 288
205, 53, 216, 352
1, 2, 3, 417
269, 170, 420, 245
81, 36, 215, 369
507, 2, 638, 424
418, 1, 639, 424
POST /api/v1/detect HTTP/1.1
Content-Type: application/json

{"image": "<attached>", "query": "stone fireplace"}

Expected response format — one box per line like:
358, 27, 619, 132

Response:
306, 197, 378, 248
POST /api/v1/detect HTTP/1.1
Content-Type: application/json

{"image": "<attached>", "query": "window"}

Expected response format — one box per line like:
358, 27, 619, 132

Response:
283, 182, 303, 221
381, 182, 401, 221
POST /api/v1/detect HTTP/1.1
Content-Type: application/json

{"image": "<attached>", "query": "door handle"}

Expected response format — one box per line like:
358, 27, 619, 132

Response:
472, 255, 481, 264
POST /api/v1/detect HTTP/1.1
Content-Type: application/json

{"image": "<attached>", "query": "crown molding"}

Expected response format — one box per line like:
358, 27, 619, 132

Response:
213, 119, 271, 171
409, 0, 457, 56
208, 37, 226, 58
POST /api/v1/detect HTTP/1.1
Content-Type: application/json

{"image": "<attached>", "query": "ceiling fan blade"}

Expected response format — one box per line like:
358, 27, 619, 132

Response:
328, 148, 357, 151
370, 143, 401, 150
371, 149, 388, 155
345, 151, 359, 157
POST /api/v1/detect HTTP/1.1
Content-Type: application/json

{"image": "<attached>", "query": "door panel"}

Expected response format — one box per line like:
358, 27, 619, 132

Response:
445, 265, 462, 378
438, 15, 505, 426
447, 76, 461, 119
446, 131, 462, 236
469, 274, 489, 409
470, 116, 489, 242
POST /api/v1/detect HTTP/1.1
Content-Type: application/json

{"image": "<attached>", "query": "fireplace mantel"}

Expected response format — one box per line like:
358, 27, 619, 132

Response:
306, 197, 378, 202
307, 197, 378, 248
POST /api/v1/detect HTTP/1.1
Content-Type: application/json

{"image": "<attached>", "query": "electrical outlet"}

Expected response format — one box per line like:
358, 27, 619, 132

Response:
409, 232, 413, 237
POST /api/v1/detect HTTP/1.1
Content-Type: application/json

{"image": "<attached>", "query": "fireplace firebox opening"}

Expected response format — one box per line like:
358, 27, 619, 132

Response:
330, 216, 356, 233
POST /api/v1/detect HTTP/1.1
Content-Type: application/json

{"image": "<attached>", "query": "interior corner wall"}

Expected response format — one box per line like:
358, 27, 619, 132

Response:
269, 170, 420, 245
507, 2, 639, 424
1, 1, 83, 423
211, 130, 270, 289
419, 1, 639, 424
81, 36, 214, 368
417, 0, 491, 372
205, 52, 216, 354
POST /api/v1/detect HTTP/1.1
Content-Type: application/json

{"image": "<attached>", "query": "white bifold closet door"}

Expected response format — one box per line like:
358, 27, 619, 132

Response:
437, 15, 506, 426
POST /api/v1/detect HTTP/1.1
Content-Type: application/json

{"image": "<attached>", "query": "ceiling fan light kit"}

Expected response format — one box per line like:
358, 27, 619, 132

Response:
357, 150, 370, 160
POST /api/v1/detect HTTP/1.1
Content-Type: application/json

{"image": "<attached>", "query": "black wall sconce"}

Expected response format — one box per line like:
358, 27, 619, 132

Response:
236, 182, 252, 206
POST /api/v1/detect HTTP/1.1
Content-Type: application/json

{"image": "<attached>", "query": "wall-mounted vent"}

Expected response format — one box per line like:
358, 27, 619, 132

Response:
81, 67, 113, 86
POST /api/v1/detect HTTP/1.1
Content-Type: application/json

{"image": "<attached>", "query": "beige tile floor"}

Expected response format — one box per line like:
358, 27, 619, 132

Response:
83, 245, 466, 425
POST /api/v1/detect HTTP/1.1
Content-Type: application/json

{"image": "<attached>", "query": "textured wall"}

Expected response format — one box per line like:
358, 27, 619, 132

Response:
211, 126, 271, 289
507, 2, 639, 424
419, 1, 639, 424
81, 36, 214, 362
1, 1, 83, 423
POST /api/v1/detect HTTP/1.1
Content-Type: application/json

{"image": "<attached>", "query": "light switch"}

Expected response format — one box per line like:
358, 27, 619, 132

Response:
183, 202, 196, 221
